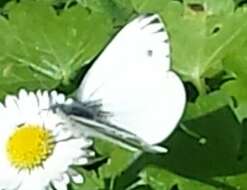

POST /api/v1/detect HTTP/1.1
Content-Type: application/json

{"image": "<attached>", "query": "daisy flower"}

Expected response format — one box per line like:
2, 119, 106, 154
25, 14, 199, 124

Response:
0, 89, 94, 190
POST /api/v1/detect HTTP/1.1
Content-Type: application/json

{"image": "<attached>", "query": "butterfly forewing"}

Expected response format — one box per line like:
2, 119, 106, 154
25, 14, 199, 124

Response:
74, 14, 186, 149
78, 14, 171, 100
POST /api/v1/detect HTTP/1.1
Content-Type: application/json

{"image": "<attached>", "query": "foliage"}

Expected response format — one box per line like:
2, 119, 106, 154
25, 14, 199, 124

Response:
1, 0, 247, 189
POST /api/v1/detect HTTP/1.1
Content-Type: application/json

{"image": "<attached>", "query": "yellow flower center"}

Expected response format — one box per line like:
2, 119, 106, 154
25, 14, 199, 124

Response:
6, 123, 55, 170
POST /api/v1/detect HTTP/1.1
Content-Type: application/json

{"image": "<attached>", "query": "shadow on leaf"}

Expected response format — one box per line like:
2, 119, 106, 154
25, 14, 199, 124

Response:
114, 106, 247, 190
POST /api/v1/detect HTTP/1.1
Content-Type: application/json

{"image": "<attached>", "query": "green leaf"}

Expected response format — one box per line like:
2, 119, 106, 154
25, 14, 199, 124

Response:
131, 0, 171, 13
184, 0, 235, 15
130, 185, 152, 190
183, 91, 230, 121
222, 43, 247, 122
140, 166, 215, 190
138, 107, 242, 190
170, 6, 247, 90
81, 0, 134, 25
0, 0, 113, 99
95, 139, 136, 178
71, 169, 105, 190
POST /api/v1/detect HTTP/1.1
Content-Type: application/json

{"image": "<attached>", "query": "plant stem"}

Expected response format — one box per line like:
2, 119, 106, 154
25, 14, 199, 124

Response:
194, 77, 207, 96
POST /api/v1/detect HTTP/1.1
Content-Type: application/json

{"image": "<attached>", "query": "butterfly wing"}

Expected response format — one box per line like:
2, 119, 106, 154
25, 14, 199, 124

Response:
78, 14, 171, 99
70, 115, 167, 153
77, 14, 186, 145
52, 101, 167, 153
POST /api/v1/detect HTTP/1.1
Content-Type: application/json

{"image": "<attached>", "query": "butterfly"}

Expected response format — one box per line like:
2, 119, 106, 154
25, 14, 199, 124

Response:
53, 14, 186, 154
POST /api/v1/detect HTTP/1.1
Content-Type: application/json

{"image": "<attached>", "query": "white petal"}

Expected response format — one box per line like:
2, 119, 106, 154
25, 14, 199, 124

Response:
72, 175, 84, 184
0, 149, 23, 189
39, 91, 50, 109
65, 98, 73, 105
17, 176, 47, 190
0, 103, 6, 116
64, 137, 93, 149
5, 95, 18, 113
73, 157, 88, 165
44, 136, 91, 182
52, 174, 69, 190
50, 91, 59, 105
36, 90, 49, 110
55, 128, 73, 142
17, 90, 41, 124
56, 94, 66, 104
68, 169, 84, 184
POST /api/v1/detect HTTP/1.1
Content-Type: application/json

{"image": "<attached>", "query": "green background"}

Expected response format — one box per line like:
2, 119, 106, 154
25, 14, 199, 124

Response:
1, 0, 247, 189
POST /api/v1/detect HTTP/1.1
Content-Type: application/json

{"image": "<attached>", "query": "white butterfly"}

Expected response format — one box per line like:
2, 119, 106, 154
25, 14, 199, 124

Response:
54, 14, 186, 153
